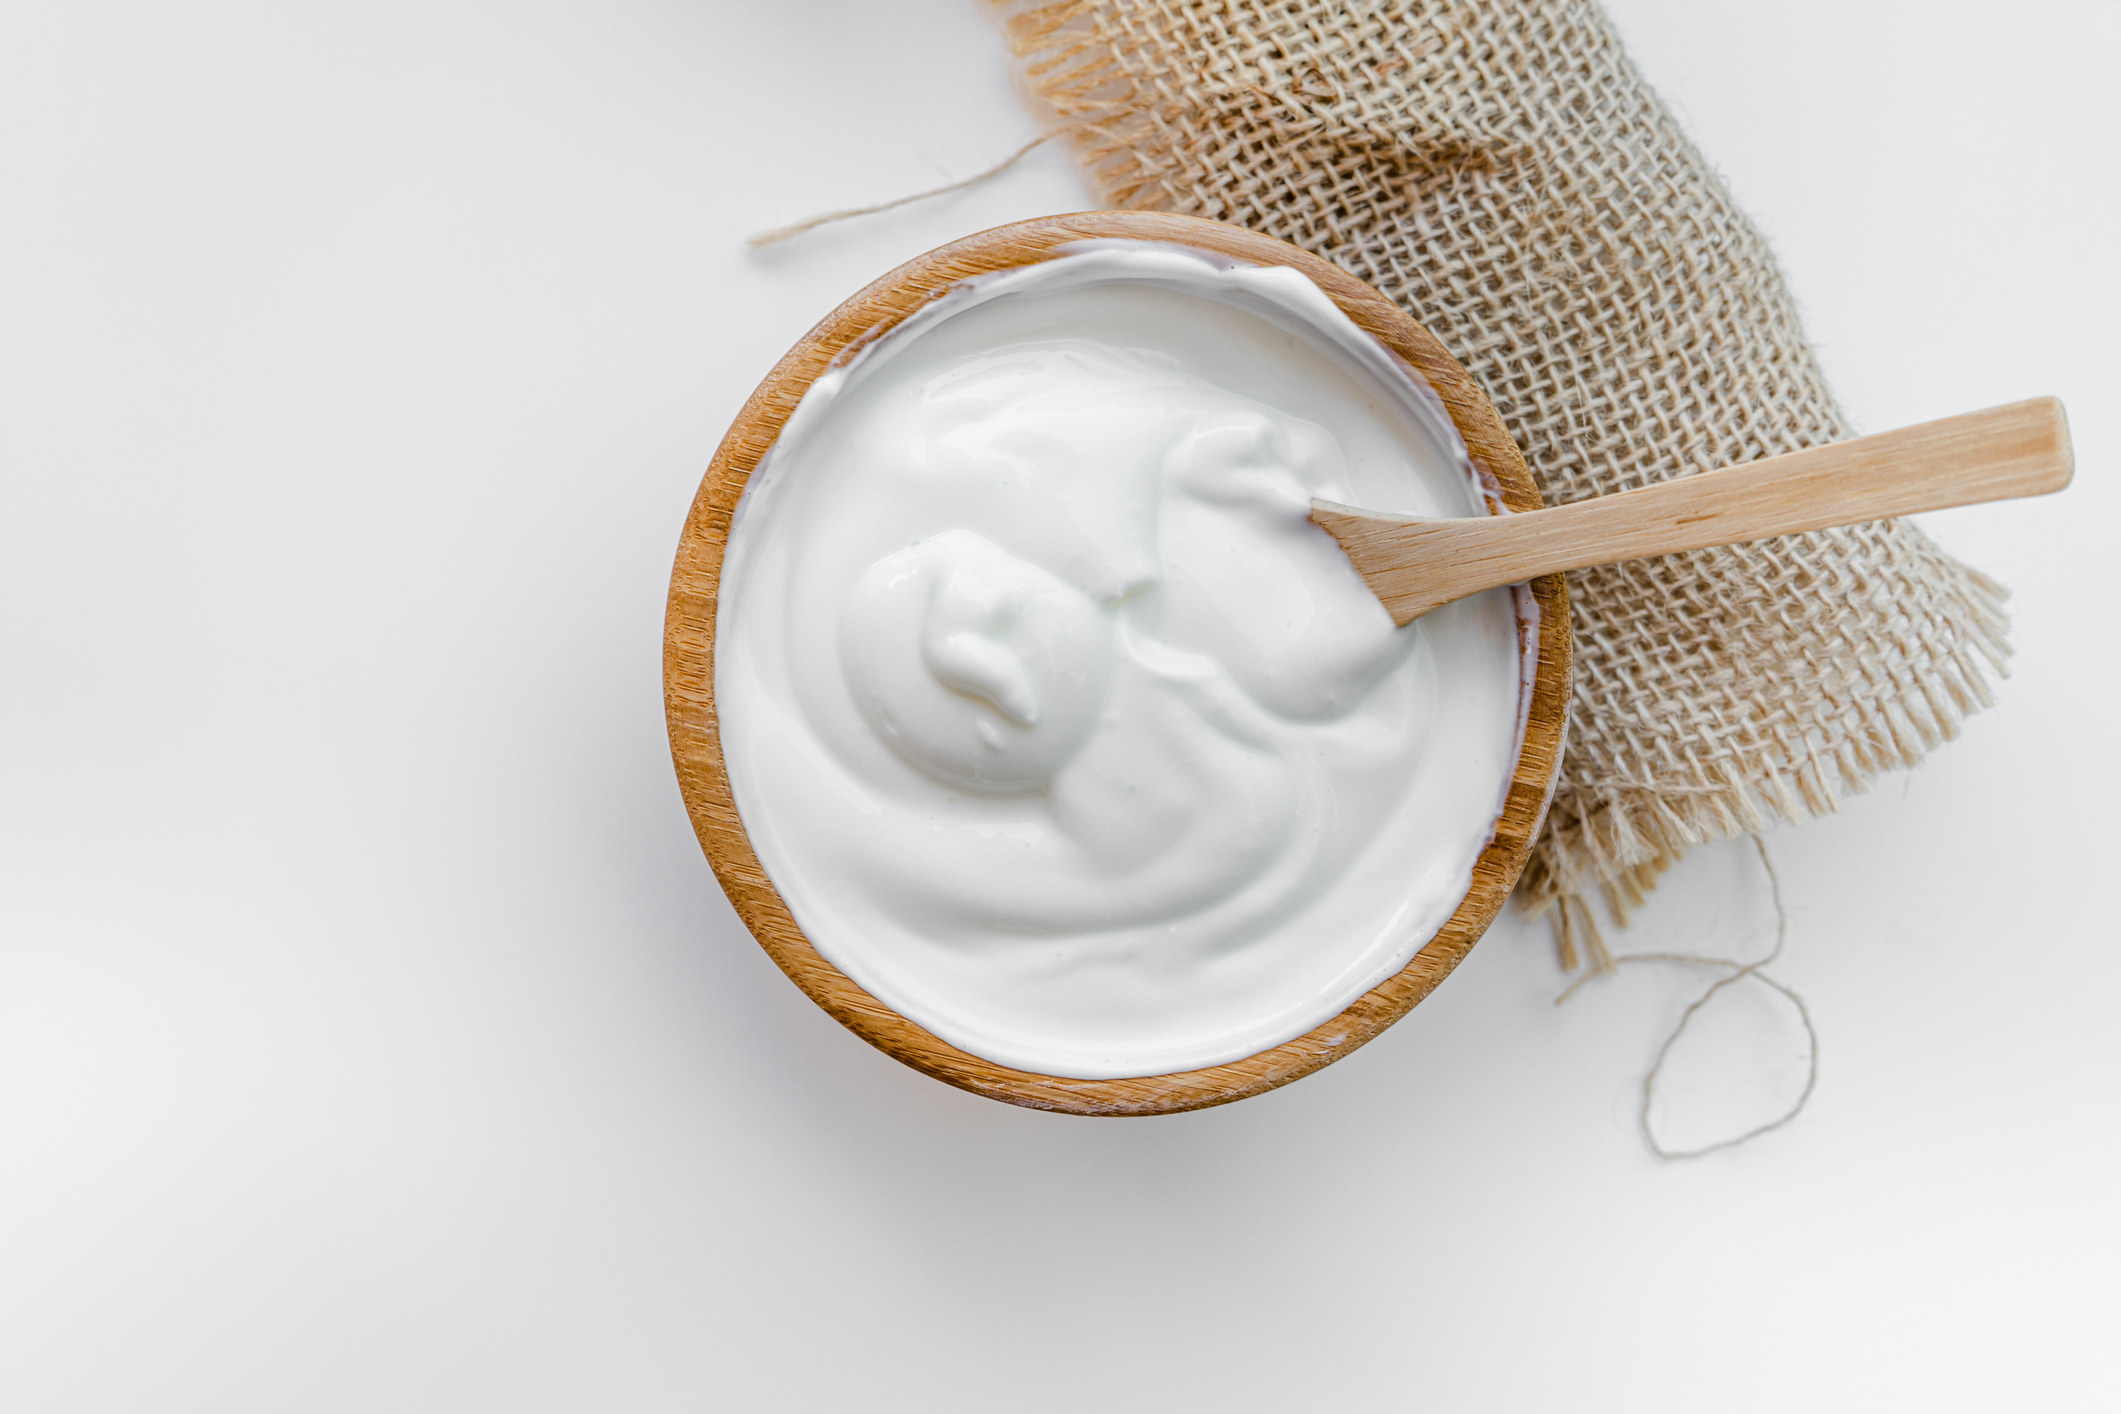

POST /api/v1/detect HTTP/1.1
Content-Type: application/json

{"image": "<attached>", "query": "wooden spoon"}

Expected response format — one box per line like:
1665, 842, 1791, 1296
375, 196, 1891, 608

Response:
1313, 397, 2074, 626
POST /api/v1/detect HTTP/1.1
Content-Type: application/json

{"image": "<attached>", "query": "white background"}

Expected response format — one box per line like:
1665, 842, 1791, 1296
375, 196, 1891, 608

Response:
2, 1, 2116, 1408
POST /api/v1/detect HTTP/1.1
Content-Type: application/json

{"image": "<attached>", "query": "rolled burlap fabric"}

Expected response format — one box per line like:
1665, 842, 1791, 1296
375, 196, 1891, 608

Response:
991, 0, 2010, 946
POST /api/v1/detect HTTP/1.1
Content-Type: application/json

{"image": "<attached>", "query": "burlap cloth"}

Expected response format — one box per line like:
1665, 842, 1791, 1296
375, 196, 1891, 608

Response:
991, 0, 2010, 934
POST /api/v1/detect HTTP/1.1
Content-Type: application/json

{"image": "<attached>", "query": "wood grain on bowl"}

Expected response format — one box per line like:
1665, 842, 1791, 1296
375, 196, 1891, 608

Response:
664, 211, 1572, 1115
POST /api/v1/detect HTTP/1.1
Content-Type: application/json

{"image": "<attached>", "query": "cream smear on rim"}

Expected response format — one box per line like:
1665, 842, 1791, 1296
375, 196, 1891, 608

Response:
716, 242, 1530, 1079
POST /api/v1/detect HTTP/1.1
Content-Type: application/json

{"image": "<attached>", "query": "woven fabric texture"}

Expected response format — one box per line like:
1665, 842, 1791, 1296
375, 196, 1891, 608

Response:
992, 0, 2010, 925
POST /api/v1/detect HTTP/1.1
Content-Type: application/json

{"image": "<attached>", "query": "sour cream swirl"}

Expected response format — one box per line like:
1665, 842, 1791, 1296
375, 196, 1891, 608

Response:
716, 243, 1529, 1078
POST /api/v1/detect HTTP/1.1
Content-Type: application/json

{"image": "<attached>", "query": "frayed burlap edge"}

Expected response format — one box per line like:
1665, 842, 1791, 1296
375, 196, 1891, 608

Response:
986, 0, 2014, 944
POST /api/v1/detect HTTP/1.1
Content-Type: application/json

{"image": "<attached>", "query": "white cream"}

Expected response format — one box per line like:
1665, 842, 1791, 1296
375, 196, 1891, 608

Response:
716, 242, 1530, 1079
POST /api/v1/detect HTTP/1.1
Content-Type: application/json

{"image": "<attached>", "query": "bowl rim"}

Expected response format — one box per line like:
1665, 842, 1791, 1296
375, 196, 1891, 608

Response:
664, 211, 1572, 1115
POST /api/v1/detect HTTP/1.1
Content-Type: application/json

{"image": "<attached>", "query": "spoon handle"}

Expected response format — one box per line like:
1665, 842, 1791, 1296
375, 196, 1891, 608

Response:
1313, 397, 2074, 626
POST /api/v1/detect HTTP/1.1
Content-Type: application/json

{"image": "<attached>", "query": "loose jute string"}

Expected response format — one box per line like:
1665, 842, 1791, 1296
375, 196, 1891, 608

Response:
1554, 836, 1819, 1160
747, 125, 1085, 250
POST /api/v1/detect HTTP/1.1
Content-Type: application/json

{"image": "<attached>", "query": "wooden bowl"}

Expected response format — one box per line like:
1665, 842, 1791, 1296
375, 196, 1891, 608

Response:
665, 211, 1571, 1115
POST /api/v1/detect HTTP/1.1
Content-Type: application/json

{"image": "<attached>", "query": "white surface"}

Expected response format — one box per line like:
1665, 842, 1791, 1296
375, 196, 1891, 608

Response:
0, 1, 2113, 1408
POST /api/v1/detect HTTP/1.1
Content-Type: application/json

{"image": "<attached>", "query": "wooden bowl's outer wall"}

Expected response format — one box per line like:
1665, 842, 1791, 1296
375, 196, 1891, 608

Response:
665, 212, 1572, 1115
